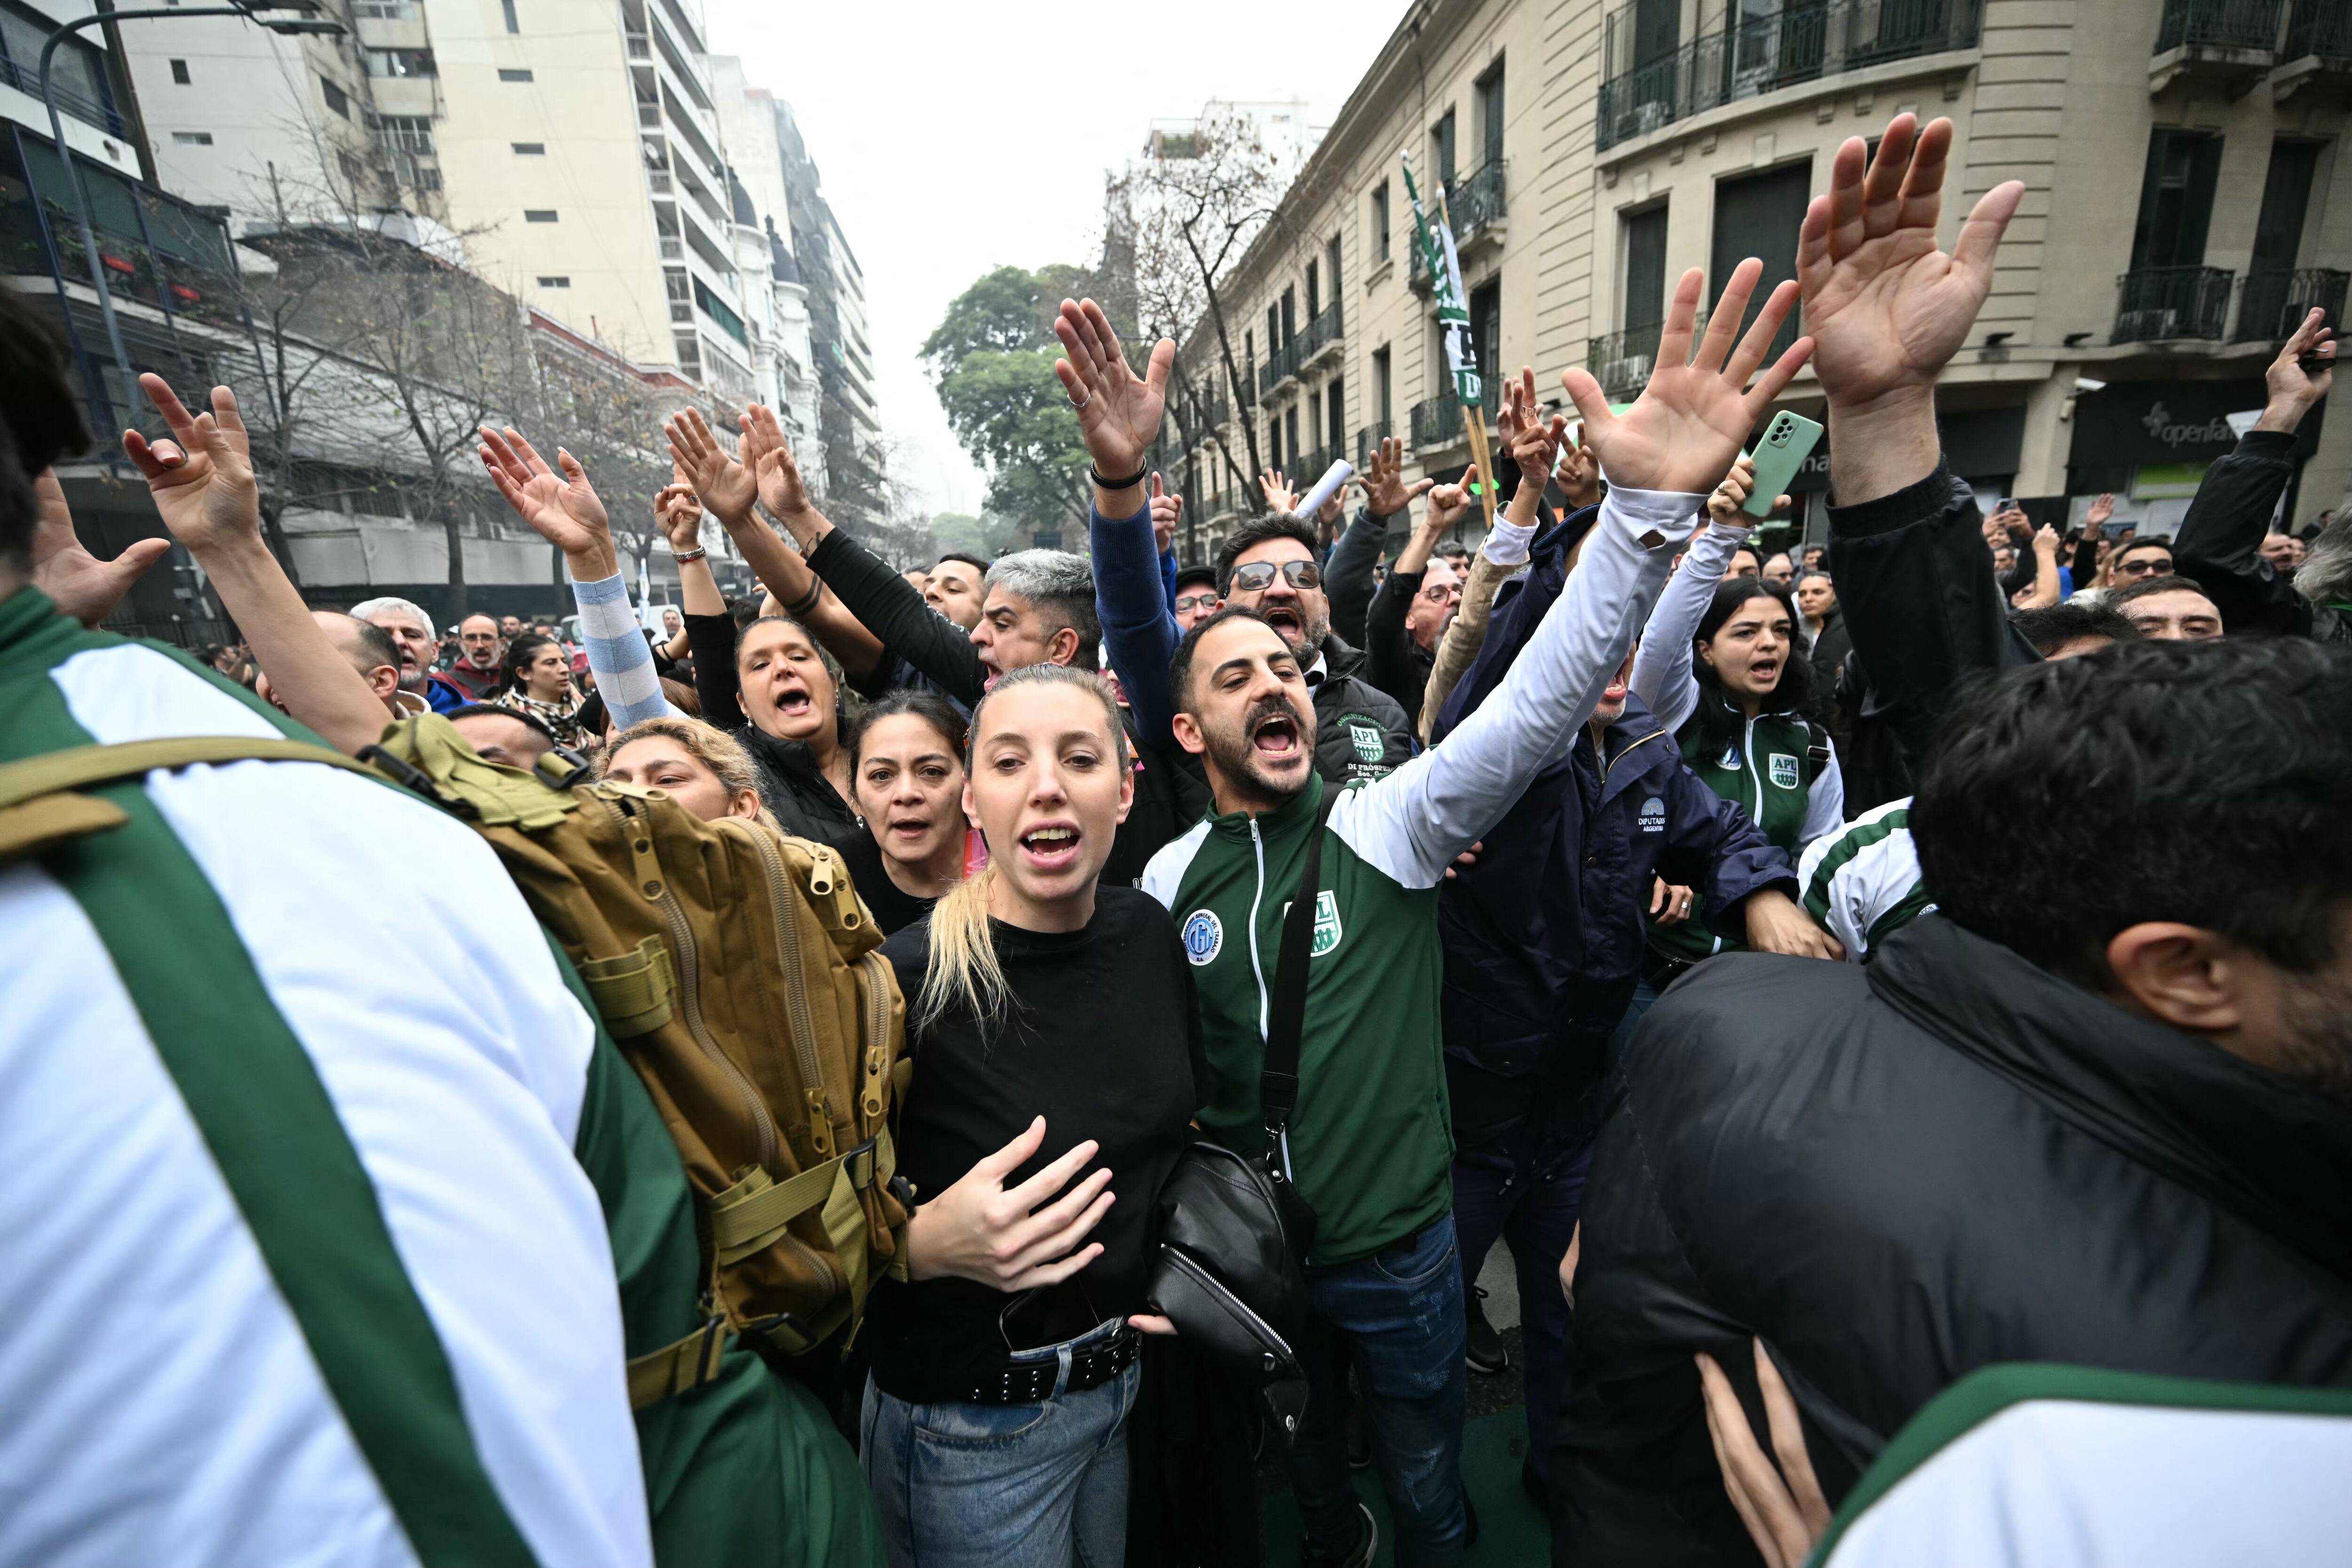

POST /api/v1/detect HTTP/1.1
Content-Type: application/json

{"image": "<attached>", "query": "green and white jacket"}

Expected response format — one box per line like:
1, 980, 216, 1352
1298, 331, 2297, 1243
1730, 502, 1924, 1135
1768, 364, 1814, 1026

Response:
1143, 484, 1693, 1264
1811, 1364, 2352, 1566
1797, 795, 1931, 963
0, 590, 875, 1568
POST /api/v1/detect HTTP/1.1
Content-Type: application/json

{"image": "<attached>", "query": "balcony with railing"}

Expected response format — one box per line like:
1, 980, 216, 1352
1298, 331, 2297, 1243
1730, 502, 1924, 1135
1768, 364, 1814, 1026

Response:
2235, 266, 2347, 342
0, 54, 127, 138
1597, 0, 1982, 153
1586, 309, 1711, 399
2113, 266, 2236, 343
2275, 0, 2352, 96
1450, 161, 1507, 252
1295, 302, 1343, 371
1295, 440, 1345, 483
1356, 419, 1393, 462
1409, 383, 1500, 452
2150, 0, 2286, 90
1258, 332, 1306, 399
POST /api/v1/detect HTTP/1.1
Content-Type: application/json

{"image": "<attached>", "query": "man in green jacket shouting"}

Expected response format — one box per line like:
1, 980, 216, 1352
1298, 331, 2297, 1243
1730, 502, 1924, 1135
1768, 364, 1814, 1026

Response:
1048, 252, 1812, 1564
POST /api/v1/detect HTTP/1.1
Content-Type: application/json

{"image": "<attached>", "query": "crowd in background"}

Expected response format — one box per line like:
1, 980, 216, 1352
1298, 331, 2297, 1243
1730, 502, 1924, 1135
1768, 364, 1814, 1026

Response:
5, 111, 2350, 1568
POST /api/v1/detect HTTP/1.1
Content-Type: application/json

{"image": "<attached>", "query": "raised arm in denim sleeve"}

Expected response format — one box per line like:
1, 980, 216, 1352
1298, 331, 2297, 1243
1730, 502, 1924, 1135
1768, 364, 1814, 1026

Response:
572, 572, 682, 730
1629, 519, 1750, 734
1332, 484, 1692, 888
1091, 495, 1180, 746
1324, 503, 1392, 647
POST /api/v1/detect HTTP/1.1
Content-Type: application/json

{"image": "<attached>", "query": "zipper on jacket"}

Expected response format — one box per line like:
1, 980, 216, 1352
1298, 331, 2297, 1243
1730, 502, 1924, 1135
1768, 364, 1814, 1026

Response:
608, 796, 779, 1171
1246, 816, 1271, 1044
726, 819, 834, 1158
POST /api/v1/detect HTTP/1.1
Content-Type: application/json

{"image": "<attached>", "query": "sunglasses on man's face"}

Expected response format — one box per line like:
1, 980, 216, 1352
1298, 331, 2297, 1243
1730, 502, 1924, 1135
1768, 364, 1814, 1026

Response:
2115, 555, 2171, 578
1229, 559, 1321, 593
1173, 592, 1219, 614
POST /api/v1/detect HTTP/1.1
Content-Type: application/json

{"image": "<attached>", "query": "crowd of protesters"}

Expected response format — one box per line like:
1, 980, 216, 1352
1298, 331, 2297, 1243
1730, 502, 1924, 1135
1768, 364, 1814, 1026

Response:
4, 111, 2349, 1568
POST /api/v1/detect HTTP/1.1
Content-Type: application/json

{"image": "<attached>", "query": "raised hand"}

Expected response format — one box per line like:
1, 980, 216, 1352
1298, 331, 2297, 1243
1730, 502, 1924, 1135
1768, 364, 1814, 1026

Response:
740, 403, 818, 525
664, 406, 758, 524
1708, 454, 1761, 526
478, 424, 616, 577
1148, 472, 1181, 553
1259, 468, 1298, 516
30, 468, 168, 626
1799, 114, 2023, 413
1050, 297, 1173, 491
1561, 260, 1812, 494
123, 374, 261, 555
1696, 1340, 1833, 1568
1498, 367, 1565, 486
2259, 307, 2336, 433
654, 461, 704, 554
1557, 428, 1602, 510
2085, 492, 2115, 527
1425, 465, 1476, 535
1365, 434, 1434, 517
905, 1116, 1115, 1292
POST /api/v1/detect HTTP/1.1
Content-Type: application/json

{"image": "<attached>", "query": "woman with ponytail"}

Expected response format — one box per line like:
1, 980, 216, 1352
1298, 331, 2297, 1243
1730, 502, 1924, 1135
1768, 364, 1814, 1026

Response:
859, 664, 1200, 1568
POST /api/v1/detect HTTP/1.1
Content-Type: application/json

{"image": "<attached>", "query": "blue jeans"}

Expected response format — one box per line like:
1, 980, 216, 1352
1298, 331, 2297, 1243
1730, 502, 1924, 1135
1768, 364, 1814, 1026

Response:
859, 1319, 1140, 1568
1451, 1141, 1593, 1491
1289, 1214, 1470, 1568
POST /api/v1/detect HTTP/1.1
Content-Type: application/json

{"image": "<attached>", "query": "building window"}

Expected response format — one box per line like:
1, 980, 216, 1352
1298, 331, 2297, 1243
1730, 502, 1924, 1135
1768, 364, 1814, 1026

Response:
1325, 376, 1343, 457
1280, 285, 1295, 344
1710, 161, 1811, 363
524, 208, 557, 222
1432, 108, 1456, 185
512, 142, 545, 154
1476, 58, 1505, 168
1621, 202, 1668, 330
171, 129, 212, 145
320, 77, 348, 116
501, 0, 519, 31
692, 277, 749, 347
366, 48, 437, 78
413, 165, 442, 192
337, 149, 363, 184
350, 0, 416, 16
538, 275, 570, 287
1326, 235, 1342, 306
1305, 259, 1319, 321
1372, 179, 1390, 263
1373, 345, 1391, 424
373, 114, 434, 154
1469, 279, 1500, 405
2131, 128, 2224, 271
498, 66, 533, 82
170, 57, 190, 84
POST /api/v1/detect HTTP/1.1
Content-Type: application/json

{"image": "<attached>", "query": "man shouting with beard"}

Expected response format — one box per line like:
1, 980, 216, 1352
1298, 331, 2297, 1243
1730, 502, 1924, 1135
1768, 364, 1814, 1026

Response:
1050, 248, 1813, 1565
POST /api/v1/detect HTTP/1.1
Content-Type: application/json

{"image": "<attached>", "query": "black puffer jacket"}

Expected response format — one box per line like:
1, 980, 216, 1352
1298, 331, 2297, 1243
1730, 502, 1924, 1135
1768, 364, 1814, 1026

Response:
1554, 914, 2352, 1567
1306, 632, 1413, 783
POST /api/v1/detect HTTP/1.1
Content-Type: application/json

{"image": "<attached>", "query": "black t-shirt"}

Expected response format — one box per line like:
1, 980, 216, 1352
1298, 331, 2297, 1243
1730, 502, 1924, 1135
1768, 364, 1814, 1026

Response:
832, 826, 939, 938
866, 886, 1203, 1402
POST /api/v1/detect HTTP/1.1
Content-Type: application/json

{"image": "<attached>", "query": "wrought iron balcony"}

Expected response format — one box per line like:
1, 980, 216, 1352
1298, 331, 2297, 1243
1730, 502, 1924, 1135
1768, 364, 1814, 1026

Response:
1596, 0, 1981, 152
1296, 302, 1343, 369
2234, 267, 2347, 342
1585, 310, 1710, 399
1356, 419, 1394, 462
1450, 161, 1507, 242
0, 55, 127, 138
2155, 0, 2285, 52
2113, 266, 2235, 343
2286, 0, 2352, 56
1409, 395, 1460, 452
1295, 440, 1346, 484
1257, 333, 1305, 398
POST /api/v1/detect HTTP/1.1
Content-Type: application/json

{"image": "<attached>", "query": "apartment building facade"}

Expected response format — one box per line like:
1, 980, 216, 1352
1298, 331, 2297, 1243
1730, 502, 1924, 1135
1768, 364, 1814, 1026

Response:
1170, 0, 2349, 565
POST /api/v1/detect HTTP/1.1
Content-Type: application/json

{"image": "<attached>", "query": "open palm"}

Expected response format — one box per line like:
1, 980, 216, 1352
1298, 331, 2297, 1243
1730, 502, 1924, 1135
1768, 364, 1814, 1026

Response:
666, 407, 758, 522
123, 373, 261, 554
1799, 115, 2022, 407
1563, 261, 1810, 494
1051, 297, 1171, 480
478, 425, 610, 556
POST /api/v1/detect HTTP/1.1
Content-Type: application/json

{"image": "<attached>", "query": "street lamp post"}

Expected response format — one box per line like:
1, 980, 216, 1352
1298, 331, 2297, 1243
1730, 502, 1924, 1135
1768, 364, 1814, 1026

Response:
38, 3, 342, 422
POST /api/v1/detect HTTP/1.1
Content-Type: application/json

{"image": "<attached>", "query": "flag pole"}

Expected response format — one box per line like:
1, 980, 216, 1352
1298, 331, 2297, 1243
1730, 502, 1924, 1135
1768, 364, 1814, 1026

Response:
1433, 181, 1500, 533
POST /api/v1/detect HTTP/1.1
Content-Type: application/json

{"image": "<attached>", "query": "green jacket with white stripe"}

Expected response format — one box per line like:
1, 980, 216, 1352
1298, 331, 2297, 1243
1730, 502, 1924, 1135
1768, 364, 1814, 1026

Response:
0, 589, 876, 1568
1797, 795, 1931, 963
1142, 483, 1694, 1264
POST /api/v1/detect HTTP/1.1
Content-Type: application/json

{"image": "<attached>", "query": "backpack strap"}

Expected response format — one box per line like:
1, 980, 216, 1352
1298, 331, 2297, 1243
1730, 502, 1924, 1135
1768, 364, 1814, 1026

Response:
1803, 719, 1833, 780
0, 735, 382, 810
625, 1316, 733, 1409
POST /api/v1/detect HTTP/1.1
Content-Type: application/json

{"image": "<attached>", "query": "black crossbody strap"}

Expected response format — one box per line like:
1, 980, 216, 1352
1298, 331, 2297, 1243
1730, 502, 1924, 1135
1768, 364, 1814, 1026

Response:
1261, 781, 1342, 1139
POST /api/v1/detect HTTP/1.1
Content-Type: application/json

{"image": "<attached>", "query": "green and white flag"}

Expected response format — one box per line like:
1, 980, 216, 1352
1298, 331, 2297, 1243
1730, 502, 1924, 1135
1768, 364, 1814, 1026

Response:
1401, 156, 1480, 410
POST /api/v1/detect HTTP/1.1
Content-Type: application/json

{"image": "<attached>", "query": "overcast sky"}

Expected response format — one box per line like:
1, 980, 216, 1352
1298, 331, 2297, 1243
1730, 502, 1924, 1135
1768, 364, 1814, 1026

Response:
703, 0, 1394, 518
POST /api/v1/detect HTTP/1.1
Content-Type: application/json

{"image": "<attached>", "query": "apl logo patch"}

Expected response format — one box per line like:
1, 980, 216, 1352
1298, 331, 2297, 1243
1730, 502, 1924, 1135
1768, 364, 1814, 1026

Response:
1637, 796, 1666, 833
1181, 909, 1223, 965
1279, 891, 1345, 956
1768, 752, 1801, 789
1346, 717, 1384, 763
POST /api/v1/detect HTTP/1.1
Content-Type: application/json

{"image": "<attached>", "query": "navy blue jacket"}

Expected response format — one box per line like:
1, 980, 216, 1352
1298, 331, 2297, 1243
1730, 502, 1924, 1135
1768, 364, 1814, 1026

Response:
1432, 514, 1795, 1099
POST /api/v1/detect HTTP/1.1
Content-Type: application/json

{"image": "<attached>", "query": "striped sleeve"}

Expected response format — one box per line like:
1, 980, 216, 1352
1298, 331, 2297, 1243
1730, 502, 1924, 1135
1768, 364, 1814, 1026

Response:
1797, 796, 1931, 963
571, 573, 677, 731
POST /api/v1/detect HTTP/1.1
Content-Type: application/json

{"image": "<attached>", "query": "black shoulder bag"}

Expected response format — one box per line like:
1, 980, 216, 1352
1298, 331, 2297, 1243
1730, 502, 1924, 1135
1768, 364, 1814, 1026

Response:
1144, 784, 1338, 1444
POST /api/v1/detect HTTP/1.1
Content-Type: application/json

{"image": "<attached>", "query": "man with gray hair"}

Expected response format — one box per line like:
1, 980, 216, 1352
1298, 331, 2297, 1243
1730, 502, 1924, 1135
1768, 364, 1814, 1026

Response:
350, 594, 474, 713
970, 547, 1102, 682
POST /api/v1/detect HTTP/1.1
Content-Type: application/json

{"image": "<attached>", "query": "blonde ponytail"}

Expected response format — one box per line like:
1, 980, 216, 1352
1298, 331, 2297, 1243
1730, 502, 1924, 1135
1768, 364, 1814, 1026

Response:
916, 863, 1007, 1033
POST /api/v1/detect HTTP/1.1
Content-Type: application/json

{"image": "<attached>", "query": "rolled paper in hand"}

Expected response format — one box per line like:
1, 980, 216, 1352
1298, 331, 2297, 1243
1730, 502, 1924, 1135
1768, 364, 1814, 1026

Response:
1289, 458, 1353, 522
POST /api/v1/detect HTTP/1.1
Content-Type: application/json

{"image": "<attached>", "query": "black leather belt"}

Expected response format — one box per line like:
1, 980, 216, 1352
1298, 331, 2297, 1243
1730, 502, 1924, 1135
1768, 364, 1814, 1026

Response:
966, 1325, 1138, 1405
